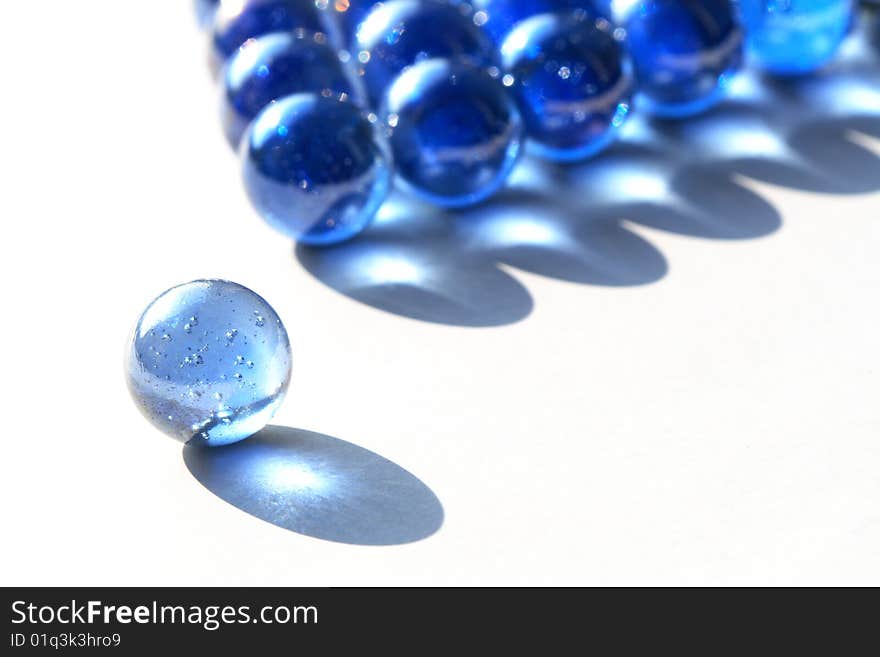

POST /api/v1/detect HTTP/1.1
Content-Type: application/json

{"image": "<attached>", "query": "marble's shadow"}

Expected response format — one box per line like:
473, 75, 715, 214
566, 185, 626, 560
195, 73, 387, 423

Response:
786, 114, 880, 193
297, 200, 535, 327
647, 100, 880, 196
184, 425, 443, 546
645, 37, 880, 195
554, 139, 783, 240
297, 182, 678, 327
453, 181, 671, 286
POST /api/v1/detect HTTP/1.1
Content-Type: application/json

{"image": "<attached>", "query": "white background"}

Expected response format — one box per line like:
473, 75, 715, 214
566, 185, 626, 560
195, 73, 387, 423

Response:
1, 1, 878, 586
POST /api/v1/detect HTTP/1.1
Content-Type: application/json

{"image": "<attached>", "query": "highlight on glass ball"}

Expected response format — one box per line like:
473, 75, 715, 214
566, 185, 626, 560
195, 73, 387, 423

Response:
383, 59, 524, 208
500, 9, 631, 162
126, 280, 292, 447
622, 0, 744, 118
241, 93, 393, 245
327, 0, 381, 45
737, 0, 855, 75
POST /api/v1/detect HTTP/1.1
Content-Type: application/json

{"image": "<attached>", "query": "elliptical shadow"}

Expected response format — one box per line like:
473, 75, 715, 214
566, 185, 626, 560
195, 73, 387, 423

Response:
553, 139, 784, 240
183, 425, 444, 546
296, 182, 671, 326
296, 197, 536, 327
453, 183, 670, 286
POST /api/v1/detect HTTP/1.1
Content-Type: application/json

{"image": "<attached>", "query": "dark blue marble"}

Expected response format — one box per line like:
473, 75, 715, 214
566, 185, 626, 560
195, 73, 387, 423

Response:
738, 0, 854, 75
242, 95, 392, 245
384, 59, 524, 207
222, 32, 364, 147
211, 0, 339, 72
473, 0, 612, 44
355, 0, 498, 108
501, 11, 630, 161
623, 0, 743, 118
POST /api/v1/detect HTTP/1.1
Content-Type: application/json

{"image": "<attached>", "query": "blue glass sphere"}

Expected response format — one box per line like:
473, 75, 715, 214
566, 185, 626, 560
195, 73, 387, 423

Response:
355, 0, 498, 107
242, 94, 392, 245
222, 32, 364, 147
501, 12, 631, 161
623, 0, 743, 118
127, 280, 292, 447
737, 0, 854, 75
384, 59, 524, 207
473, 0, 611, 44
211, 0, 339, 71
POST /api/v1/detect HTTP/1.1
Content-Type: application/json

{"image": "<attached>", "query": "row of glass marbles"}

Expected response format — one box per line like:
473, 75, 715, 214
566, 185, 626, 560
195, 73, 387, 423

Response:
197, 0, 861, 247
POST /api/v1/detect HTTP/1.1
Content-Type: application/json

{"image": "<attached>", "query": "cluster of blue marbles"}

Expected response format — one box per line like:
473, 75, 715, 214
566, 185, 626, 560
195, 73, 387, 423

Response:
197, 0, 862, 246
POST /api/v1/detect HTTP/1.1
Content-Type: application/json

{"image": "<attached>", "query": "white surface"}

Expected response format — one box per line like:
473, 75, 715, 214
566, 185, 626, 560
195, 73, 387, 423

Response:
1, 2, 878, 586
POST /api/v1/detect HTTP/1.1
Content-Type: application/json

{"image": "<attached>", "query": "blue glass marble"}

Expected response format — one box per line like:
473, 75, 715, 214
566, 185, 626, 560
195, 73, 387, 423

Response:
623, 0, 743, 118
355, 0, 498, 107
738, 0, 854, 75
473, 0, 611, 44
195, 0, 221, 28
127, 280, 292, 447
222, 32, 364, 147
384, 59, 524, 207
242, 94, 392, 245
501, 12, 630, 161
211, 0, 339, 72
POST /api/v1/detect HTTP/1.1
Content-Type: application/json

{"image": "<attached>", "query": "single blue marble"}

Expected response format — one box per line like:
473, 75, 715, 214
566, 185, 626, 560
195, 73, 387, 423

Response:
242, 94, 392, 245
211, 0, 339, 72
355, 0, 498, 108
384, 59, 524, 207
222, 32, 365, 147
623, 0, 743, 118
195, 0, 221, 28
738, 0, 854, 75
127, 280, 292, 447
501, 12, 631, 161
473, 0, 612, 44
